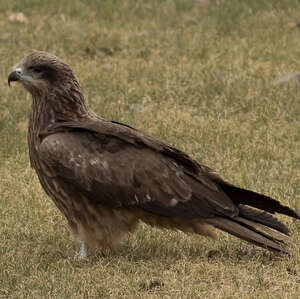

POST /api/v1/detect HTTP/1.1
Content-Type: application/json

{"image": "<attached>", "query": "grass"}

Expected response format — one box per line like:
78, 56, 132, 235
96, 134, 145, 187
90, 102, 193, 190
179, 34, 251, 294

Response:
1, 0, 300, 297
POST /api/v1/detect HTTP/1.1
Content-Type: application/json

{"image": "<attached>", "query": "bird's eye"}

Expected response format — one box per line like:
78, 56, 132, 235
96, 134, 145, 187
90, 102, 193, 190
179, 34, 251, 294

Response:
32, 67, 42, 73
29, 66, 42, 74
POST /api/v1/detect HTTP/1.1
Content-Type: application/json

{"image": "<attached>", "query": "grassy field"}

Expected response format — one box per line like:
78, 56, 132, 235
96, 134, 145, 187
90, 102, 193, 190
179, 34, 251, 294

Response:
1, 0, 300, 297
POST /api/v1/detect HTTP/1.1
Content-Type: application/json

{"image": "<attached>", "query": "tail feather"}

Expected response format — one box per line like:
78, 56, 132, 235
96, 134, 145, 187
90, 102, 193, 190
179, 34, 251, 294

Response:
201, 177, 299, 252
217, 182, 300, 220
238, 205, 290, 235
206, 216, 290, 253
234, 216, 291, 244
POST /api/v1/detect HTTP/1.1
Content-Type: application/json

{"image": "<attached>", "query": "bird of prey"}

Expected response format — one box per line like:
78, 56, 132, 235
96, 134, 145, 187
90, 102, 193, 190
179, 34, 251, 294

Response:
8, 51, 299, 258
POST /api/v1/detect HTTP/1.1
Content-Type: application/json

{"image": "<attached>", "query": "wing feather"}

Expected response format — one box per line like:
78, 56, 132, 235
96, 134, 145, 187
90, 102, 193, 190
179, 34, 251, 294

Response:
38, 119, 297, 253
39, 124, 237, 218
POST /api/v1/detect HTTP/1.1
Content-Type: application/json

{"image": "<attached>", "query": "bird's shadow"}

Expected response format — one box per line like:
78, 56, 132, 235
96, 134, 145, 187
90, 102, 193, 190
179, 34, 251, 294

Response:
35, 228, 291, 268
84, 238, 285, 267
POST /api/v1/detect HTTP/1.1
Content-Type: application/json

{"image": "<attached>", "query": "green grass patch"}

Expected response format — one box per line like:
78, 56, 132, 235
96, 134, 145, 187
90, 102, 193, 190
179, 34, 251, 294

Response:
1, 0, 300, 297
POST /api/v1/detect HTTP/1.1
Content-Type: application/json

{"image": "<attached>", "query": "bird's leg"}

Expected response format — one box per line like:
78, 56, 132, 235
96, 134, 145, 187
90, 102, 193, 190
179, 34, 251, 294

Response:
79, 242, 88, 259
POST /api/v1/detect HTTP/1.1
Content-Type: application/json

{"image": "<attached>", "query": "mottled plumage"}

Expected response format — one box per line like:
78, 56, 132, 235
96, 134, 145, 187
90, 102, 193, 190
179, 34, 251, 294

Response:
8, 51, 299, 257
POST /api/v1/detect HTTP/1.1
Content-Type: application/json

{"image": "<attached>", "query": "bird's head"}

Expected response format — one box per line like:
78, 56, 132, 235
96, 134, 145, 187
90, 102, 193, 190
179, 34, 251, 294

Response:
8, 51, 78, 96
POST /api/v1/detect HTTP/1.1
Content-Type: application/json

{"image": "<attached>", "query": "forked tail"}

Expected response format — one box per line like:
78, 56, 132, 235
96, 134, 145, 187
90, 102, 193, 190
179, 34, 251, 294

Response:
207, 181, 299, 253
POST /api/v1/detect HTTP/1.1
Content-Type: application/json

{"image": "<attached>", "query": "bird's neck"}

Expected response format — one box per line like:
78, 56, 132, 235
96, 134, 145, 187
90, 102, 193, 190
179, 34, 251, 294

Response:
29, 89, 91, 136
27, 88, 93, 168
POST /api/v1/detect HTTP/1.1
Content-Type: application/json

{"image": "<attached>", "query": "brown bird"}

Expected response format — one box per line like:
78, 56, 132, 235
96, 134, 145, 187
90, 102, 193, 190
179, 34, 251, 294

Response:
8, 51, 299, 258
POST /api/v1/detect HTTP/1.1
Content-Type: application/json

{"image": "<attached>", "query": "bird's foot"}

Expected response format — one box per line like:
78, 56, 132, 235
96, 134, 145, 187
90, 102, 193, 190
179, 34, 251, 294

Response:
79, 242, 88, 259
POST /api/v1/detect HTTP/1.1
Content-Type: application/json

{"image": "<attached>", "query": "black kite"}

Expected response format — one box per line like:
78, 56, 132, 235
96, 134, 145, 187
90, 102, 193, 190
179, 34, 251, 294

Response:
8, 52, 299, 258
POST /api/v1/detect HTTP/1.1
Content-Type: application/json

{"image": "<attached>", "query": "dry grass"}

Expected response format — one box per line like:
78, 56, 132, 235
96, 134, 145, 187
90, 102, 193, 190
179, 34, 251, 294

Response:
1, 0, 300, 298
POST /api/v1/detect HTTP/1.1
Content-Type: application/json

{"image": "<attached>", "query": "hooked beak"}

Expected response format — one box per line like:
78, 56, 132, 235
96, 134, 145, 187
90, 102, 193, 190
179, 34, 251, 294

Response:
8, 68, 22, 86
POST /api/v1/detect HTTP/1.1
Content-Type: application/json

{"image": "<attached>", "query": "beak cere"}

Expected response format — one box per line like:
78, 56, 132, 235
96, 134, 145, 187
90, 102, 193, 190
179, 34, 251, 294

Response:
8, 68, 22, 86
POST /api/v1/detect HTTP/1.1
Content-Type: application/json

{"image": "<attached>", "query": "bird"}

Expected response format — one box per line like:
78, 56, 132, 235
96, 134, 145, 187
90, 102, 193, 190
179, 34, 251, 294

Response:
8, 51, 299, 258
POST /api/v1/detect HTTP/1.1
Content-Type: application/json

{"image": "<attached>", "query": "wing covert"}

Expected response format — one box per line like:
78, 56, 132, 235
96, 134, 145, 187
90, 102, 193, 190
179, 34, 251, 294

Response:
39, 125, 238, 218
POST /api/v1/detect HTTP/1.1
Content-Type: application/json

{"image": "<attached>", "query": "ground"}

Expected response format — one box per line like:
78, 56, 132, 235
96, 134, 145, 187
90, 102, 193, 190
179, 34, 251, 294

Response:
0, 0, 300, 298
